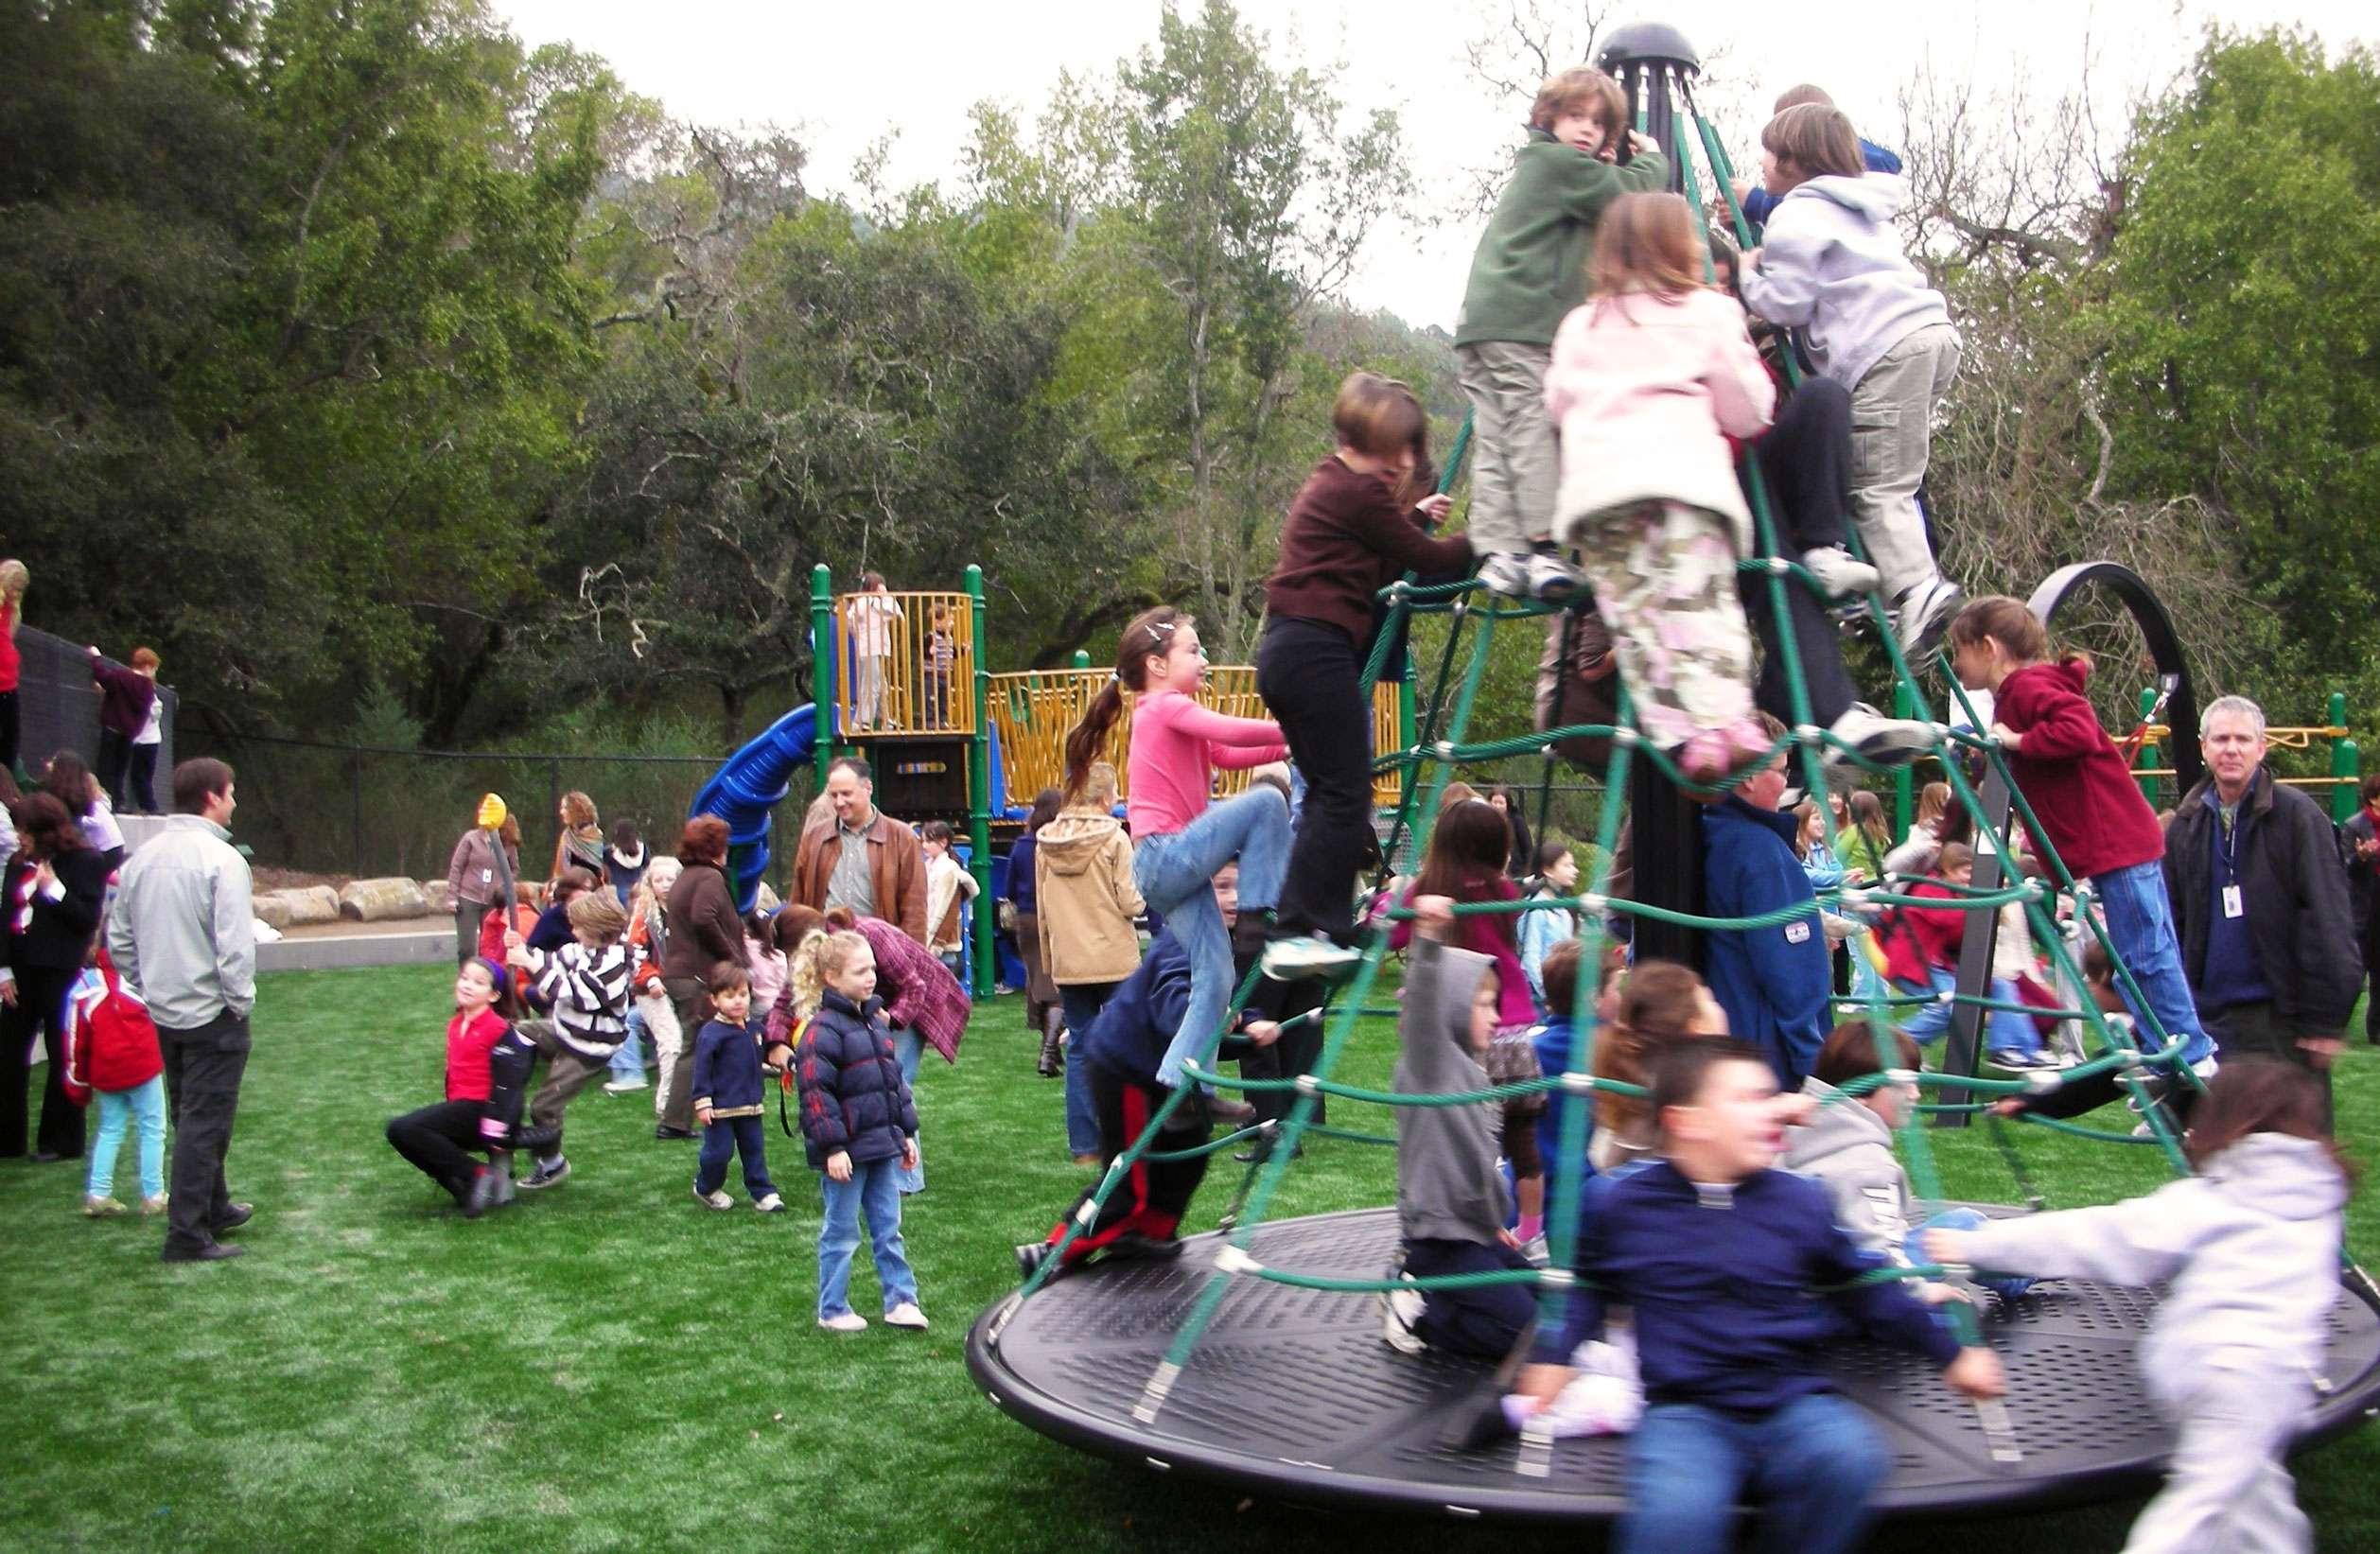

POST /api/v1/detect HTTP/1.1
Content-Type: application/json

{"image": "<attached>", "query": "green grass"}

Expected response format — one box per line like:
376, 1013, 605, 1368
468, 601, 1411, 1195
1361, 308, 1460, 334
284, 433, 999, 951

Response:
2, 965, 2373, 1552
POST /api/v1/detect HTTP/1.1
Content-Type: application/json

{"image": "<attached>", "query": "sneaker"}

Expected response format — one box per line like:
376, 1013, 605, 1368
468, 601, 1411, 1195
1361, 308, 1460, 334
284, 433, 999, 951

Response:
1261, 934, 1361, 983
464, 1165, 506, 1219
1381, 1281, 1427, 1355
1519, 1234, 1550, 1268
753, 1193, 784, 1213
1102, 1231, 1184, 1263
139, 1194, 169, 1216
1476, 551, 1533, 598
519, 1157, 571, 1190
691, 1185, 733, 1211
1895, 575, 1966, 658
818, 1313, 868, 1333
654, 1125, 697, 1141
1801, 545, 1881, 598
1987, 1050, 2054, 1072
82, 1195, 126, 1218
884, 1301, 930, 1330
1478, 550, 1584, 603
1015, 1241, 1054, 1280
602, 1078, 649, 1094
1825, 703, 1937, 770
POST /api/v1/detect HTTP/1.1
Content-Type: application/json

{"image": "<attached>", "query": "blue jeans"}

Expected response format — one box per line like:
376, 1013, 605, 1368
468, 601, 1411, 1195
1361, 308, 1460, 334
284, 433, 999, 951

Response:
695, 1113, 775, 1200
1621, 1390, 1888, 1554
1906, 1206, 2033, 1304
2092, 860, 2216, 1065
1131, 787, 1290, 1087
87, 1074, 166, 1200
1898, 967, 2042, 1057
610, 1009, 649, 1084
891, 1029, 925, 1194
817, 1156, 919, 1319
1058, 983, 1117, 1156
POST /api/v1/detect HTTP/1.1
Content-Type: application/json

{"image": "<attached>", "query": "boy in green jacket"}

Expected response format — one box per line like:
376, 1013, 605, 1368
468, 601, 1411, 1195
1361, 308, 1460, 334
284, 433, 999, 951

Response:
1457, 66, 1668, 602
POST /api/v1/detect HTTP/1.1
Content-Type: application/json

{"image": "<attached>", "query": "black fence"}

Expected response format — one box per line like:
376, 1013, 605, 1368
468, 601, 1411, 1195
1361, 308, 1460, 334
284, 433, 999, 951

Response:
9, 624, 178, 788
174, 728, 817, 893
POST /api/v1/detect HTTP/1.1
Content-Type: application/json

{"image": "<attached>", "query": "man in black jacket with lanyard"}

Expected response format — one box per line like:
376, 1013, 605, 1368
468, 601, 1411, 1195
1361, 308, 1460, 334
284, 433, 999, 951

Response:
2163, 696, 2362, 1118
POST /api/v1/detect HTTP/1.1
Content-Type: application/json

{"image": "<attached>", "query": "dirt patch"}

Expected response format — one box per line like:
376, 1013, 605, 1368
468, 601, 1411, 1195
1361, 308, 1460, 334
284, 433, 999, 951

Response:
254, 866, 354, 892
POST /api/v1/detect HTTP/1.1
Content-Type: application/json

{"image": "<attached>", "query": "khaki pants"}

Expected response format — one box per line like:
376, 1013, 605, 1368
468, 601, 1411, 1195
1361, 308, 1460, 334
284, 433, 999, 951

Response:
1847, 322, 1961, 599
1456, 340, 1558, 555
520, 1020, 610, 1154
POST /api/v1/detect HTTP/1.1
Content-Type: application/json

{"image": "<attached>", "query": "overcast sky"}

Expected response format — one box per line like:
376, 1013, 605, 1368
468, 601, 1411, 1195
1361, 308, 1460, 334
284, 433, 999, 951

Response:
492, 0, 2369, 329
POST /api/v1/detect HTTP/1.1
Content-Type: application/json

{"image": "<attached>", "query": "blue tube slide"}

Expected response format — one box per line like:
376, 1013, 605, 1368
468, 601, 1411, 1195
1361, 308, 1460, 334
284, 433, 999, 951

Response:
690, 703, 817, 913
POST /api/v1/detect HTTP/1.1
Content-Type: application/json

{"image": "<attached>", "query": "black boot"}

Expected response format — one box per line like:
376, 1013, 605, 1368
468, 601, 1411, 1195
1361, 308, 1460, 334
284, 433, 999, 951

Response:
1037, 1007, 1065, 1078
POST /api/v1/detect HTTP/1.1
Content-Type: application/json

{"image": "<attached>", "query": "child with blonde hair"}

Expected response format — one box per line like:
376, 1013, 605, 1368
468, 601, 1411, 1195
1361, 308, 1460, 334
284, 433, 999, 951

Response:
0, 558, 25, 777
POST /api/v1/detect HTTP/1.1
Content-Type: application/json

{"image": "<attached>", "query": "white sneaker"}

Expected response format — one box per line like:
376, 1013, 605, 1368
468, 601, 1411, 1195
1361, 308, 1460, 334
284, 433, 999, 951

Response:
1895, 575, 1966, 658
884, 1301, 930, 1330
691, 1185, 733, 1211
1825, 703, 1937, 769
1519, 1234, 1551, 1268
1380, 1280, 1427, 1354
1800, 546, 1881, 598
602, 1078, 649, 1094
1261, 934, 1362, 983
1478, 550, 1584, 603
818, 1312, 868, 1333
753, 1193, 784, 1213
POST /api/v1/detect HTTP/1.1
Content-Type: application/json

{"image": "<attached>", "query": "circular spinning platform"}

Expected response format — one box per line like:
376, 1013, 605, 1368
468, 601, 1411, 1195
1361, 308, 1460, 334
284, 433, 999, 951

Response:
967, 1206, 2380, 1524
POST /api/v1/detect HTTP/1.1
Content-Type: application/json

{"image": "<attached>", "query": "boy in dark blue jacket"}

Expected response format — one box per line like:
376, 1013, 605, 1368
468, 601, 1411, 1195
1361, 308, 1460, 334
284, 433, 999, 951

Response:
689, 960, 779, 1213
792, 931, 926, 1333
1702, 740, 1831, 1088
1516, 1040, 2002, 1554
1016, 927, 1278, 1277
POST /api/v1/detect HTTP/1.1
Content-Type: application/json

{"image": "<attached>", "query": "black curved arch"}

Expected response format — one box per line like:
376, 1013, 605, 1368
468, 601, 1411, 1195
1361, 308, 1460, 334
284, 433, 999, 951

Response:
2024, 561, 2205, 796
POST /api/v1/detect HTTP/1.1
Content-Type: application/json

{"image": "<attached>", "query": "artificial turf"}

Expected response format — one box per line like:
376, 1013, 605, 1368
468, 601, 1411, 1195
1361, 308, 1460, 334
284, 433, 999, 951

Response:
1, 963, 2372, 1552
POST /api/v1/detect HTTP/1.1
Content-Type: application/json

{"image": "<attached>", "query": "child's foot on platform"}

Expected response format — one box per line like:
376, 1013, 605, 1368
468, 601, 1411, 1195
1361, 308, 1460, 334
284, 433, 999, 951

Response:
1260, 934, 1361, 983
818, 1313, 868, 1333
1895, 574, 1966, 658
1825, 703, 1938, 769
1478, 550, 1584, 603
1380, 1278, 1427, 1355
1801, 545, 1881, 598
884, 1302, 930, 1331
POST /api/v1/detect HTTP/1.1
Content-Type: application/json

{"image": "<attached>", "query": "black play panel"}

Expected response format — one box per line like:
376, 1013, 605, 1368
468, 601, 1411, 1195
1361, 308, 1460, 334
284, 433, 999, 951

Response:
967, 1206, 2380, 1525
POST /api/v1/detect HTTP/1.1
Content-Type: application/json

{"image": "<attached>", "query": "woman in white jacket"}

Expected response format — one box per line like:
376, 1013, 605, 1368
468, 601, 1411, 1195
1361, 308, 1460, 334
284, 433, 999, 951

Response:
1929, 1059, 2350, 1554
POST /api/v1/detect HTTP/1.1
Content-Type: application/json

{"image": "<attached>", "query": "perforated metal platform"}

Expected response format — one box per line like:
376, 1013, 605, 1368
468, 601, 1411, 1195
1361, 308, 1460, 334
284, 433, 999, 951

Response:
967, 1206, 2380, 1524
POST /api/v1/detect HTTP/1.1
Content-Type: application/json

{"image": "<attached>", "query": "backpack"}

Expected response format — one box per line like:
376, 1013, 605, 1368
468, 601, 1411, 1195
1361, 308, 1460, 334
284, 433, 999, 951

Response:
60, 949, 161, 1107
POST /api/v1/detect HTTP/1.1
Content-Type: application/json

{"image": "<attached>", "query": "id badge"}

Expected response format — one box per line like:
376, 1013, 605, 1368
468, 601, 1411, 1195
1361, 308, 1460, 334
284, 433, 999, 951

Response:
481, 868, 493, 884
2222, 883, 2245, 919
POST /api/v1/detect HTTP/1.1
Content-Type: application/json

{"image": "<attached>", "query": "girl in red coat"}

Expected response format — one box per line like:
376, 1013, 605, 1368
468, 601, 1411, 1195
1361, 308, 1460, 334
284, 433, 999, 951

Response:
76, 949, 165, 1216
1948, 598, 2214, 1069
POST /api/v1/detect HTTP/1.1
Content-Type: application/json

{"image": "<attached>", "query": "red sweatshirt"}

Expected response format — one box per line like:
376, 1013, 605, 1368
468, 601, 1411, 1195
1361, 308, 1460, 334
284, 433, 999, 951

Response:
1881, 878, 1969, 986
445, 1007, 510, 1102
1994, 661, 2164, 879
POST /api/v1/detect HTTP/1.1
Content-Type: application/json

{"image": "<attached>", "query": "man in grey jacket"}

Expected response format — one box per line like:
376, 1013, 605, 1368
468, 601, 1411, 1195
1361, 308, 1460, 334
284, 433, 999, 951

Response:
1384, 909, 1534, 1359
109, 758, 256, 1263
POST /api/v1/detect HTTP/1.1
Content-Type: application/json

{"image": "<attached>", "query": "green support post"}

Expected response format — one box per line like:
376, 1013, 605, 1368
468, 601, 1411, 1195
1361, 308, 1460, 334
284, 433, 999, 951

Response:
810, 565, 834, 790
1071, 649, 1090, 671
1893, 680, 1916, 838
967, 565, 995, 997
2331, 690, 2360, 824
2134, 686, 2161, 808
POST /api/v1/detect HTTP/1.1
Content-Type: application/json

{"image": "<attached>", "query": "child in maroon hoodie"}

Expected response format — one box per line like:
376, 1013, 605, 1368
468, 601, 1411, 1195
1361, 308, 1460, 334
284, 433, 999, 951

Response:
1948, 598, 2214, 1068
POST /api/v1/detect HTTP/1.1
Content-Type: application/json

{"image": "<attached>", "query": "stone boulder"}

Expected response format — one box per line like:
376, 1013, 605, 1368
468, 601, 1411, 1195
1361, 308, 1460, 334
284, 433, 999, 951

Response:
421, 880, 454, 916
275, 886, 343, 926
338, 877, 433, 922
253, 894, 294, 931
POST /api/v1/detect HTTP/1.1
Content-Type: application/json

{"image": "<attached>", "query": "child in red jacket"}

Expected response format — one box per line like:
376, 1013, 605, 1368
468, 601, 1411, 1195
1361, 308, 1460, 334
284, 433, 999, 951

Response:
1878, 844, 2054, 1068
1948, 599, 2214, 1069
74, 948, 165, 1216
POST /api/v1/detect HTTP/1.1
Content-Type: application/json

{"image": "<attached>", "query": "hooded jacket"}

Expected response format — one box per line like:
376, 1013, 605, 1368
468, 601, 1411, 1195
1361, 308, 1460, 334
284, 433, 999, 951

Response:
1456, 131, 1671, 348
1993, 660, 2165, 879
1781, 1077, 1916, 1264
1546, 288, 1776, 550
604, 842, 648, 899
1954, 1134, 2346, 1389
2163, 767, 2363, 1035
1034, 806, 1145, 986
1737, 173, 1952, 393
792, 989, 920, 1169
1739, 137, 1903, 226
1394, 938, 1512, 1247
1702, 799, 1832, 1088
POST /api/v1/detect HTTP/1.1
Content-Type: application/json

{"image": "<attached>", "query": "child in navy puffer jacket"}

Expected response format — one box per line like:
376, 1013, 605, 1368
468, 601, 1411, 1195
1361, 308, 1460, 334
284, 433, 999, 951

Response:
787, 930, 926, 1333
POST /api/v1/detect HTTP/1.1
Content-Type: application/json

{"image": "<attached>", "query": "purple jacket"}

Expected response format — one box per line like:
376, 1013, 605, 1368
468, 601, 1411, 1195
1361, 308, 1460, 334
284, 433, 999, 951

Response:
89, 656, 156, 739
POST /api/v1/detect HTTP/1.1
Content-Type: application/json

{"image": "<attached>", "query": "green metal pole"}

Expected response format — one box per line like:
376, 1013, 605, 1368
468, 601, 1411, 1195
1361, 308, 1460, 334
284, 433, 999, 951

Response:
1893, 680, 1916, 838
2332, 690, 2359, 824
967, 566, 994, 997
810, 565, 833, 791
1071, 649, 1090, 671
2135, 686, 2160, 808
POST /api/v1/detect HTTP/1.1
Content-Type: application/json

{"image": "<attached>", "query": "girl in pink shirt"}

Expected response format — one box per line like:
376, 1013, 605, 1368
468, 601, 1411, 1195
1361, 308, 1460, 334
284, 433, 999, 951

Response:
1545, 192, 1776, 781
1063, 607, 1288, 1087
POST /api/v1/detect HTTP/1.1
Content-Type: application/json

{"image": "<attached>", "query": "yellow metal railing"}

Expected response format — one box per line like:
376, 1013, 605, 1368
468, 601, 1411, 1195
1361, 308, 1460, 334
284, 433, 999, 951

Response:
831, 591, 976, 737
986, 667, 1402, 815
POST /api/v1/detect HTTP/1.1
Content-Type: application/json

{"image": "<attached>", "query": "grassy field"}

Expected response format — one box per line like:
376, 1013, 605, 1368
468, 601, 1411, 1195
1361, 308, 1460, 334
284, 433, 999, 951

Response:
1, 963, 2372, 1553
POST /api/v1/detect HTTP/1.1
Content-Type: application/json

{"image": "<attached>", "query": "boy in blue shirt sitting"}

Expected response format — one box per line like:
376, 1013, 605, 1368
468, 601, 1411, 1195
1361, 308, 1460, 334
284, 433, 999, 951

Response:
1516, 1040, 2003, 1554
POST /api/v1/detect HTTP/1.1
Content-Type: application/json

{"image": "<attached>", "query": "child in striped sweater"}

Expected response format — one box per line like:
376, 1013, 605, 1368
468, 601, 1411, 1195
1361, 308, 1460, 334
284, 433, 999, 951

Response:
508, 889, 635, 1190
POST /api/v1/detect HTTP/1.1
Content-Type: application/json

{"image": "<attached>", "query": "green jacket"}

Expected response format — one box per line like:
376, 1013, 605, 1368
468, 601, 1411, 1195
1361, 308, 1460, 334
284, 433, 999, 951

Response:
1455, 133, 1671, 349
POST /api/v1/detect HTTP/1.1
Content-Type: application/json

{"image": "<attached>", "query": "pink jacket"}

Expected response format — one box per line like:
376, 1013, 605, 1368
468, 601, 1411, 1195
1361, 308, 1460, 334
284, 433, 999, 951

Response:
1126, 690, 1286, 838
1544, 288, 1776, 550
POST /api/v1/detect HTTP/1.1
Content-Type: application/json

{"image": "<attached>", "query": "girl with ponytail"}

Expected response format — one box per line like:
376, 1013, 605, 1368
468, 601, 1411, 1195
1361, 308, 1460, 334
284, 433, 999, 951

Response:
1065, 607, 1290, 1088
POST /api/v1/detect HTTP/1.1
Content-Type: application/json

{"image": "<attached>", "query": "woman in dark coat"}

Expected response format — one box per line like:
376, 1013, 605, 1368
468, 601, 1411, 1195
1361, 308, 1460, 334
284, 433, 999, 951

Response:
1, 792, 111, 1161
656, 814, 744, 1140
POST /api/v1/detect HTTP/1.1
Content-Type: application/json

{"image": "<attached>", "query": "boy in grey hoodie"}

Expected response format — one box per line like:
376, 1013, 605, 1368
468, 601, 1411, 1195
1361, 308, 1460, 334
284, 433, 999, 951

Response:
1739, 104, 1965, 655
1384, 900, 1537, 1359
1930, 1059, 2348, 1554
